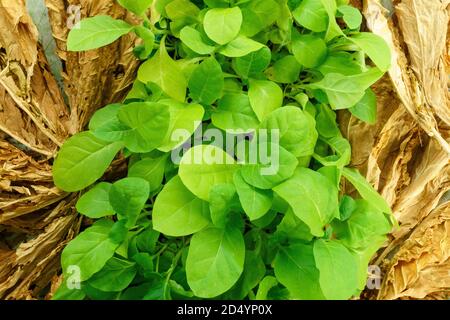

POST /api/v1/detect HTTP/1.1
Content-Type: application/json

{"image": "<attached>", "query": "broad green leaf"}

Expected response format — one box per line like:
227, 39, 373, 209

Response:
157, 99, 204, 152
203, 7, 243, 45
165, 0, 200, 20
265, 55, 302, 84
338, 5, 362, 29
349, 89, 377, 124
347, 67, 384, 89
307, 73, 365, 110
260, 106, 318, 157
117, 102, 170, 153
292, 0, 327, 32
333, 200, 392, 249
88, 257, 137, 292
240, 143, 298, 190
209, 184, 237, 228
53, 132, 124, 192
211, 93, 259, 131
109, 177, 150, 227
61, 219, 119, 281
138, 41, 187, 101
342, 167, 392, 214
313, 239, 359, 300
186, 225, 245, 298
188, 57, 224, 105
273, 168, 339, 236
248, 80, 283, 122
320, 0, 344, 41
317, 52, 363, 76
240, 0, 281, 37
180, 26, 215, 55
274, 244, 325, 299
67, 16, 133, 51
128, 155, 167, 193
153, 175, 210, 236
232, 47, 271, 78
76, 182, 115, 218
292, 34, 327, 68
255, 276, 278, 300
89, 103, 129, 142
179, 145, 238, 200
118, 0, 153, 16
219, 36, 265, 58
348, 32, 391, 72
276, 208, 314, 242
234, 170, 273, 221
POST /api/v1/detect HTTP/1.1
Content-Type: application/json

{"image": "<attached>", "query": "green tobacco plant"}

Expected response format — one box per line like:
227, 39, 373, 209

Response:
52, 0, 394, 300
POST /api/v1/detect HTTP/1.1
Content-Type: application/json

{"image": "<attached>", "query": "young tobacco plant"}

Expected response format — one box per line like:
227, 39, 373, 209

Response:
52, 0, 394, 300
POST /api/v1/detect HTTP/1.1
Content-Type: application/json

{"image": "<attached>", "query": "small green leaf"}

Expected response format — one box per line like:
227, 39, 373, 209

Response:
292, 34, 327, 68
67, 16, 133, 51
232, 47, 271, 78
118, 0, 153, 16
53, 132, 124, 192
179, 145, 238, 200
61, 219, 119, 281
138, 41, 187, 101
165, 0, 200, 20
89, 103, 128, 142
342, 167, 392, 214
180, 26, 215, 55
349, 89, 377, 124
219, 36, 264, 58
265, 55, 302, 84
234, 170, 273, 221
88, 257, 137, 292
240, 0, 281, 37
348, 32, 391, 72
128, 155, 167, 193
313, 239, 359, 300
248, 80, 283, 122
209, 184, 237, 228
188, 57, 224, 105
203, 7, 243, 45
292, 0, 327, 32
109, 177, 150, 227
211, 93, 260, 131
338, 5, 362, 29
274, 243, 325, 299
76, 182, 115, 218
186, 225, 245, 298
153, 175, 210, 236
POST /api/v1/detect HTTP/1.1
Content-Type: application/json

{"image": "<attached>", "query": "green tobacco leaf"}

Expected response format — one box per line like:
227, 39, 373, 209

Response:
209, 184, 237, 228
211, 93, 259, 131
313, 239, 359, 300
203, 7, 242, 45
153, 175, 210, 236
118, 0, 153, 16
165, 0, 200, 20
219, 36, 265, 58
248, 80, 283, 122
61, 219, 119, 281
273, 168, 339, 236
349, 89, 377, 124
76, 182, 115, 218
53, 132, 123, 192
180, 26, 215, 55
109, 177, 150, 227
240, 0, 281, 37
157, 99, 204, 152
307, 73, 365, 110
255, 276, 278, 300
276, 208, 314, 242
138, 41, 187, 101
333, 200, 392, 249
88, 257, 137, 292
89, 103, 129, 142
348, 32, 391, 72
67, 16, 133, 51
134, 25, 155, 59
232, 47, 271, 79
117, 102, 170, 153
317, 52, 363, 76
274, 243, 325, 299
128, 155, 167, 193
292, 34, 327, 68
292, 0, 327, 32
338, 5, 362, 29
260, 106, 318, 157
186, 225, 245, 298
179, 145, 238, 200
265, 55, 302, 84
342, 167, 392, 214
320, 0, 344, 41
234, 170, 273, 221
188, 57, 224, 105
240, 143, 298, 190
